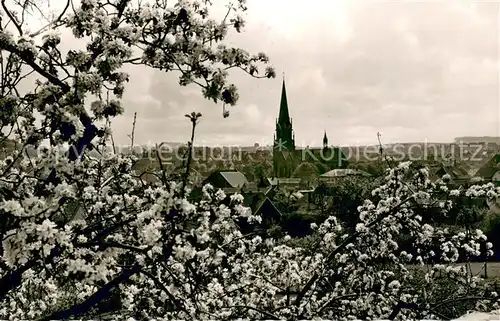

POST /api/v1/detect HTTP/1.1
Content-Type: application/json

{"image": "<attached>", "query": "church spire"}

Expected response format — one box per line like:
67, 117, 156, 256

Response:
323, 130, 328, 148
278, 75, 290, 123
274, 73, 295, 152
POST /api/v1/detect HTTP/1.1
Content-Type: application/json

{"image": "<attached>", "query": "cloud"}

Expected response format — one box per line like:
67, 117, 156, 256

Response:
16, 0, 500, 146
245, 104, 261, 122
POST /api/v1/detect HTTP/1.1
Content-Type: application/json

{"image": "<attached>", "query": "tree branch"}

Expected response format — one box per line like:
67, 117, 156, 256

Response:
388, 300, 450, 320
294, 196, 414, 307
0, 40, 70, 93
41, 264, 141, 321
1, 0, 23, 35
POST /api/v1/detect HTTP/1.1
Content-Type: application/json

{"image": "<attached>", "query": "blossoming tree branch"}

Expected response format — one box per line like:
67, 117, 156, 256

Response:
1, 0, 500, 320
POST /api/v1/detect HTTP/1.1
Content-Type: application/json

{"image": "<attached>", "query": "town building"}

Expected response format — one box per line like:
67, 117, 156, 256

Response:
475, 154, 500, 186
272, 77, 348, 178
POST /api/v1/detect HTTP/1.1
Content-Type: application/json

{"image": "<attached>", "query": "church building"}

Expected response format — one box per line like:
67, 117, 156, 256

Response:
273, 77, 348, 178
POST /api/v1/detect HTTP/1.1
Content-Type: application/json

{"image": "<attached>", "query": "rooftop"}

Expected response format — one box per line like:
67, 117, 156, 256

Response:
320, 169, 371, 178
218, 171, 248, 188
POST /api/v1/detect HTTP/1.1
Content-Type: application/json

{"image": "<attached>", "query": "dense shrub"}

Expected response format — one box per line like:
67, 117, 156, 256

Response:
279, 212, 321, 237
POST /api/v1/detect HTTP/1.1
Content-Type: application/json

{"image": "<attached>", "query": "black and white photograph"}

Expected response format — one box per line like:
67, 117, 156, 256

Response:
1, 0, 500, 320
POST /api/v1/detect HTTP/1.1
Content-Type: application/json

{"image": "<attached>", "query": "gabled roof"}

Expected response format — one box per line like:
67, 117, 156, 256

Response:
435, 165, 469, 179
257, 176, 271, 188
475, 154, 500, 180
254, 197, 282, 218
202, 170, 248, 189
219, 171, 248, 188
267, 177, 278, 185
265, 185, 277, 197
243, 192, 265, 211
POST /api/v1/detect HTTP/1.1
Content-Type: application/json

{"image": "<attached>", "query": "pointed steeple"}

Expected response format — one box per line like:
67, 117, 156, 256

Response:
323, 130, 328, 147
278, 75, 290, 123
274, 73, 295, 153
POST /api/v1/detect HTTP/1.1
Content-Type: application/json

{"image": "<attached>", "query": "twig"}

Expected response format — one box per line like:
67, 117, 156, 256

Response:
108, 118, 116, 155
182, 112, 201, 197
76, 241, 149, 254
431, 295, 487, 311
388, 301, 450, 320
139, 269, 187, 312
377, 132, 394, 169
1, 0, 23, 35
127, 112, 137, 152
40, 265, 141, 321
155, 143, 169, 186
28, 0, 71, 37
229, 305, 280, 320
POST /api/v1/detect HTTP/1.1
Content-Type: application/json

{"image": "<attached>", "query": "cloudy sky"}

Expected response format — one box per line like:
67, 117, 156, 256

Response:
26, 0, 500, 147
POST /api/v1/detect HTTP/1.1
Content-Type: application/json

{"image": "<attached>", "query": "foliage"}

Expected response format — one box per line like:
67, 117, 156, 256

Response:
239, 164, 255, 181
398, 266, 495, 319
312, 177, 378, 229
412, 174, 490, 233
292, 162, 319, 179
285, 234, 320, 255
314, 161, 329, 175
271, 186, 303, 214
350, 161, 387, 177
253, 163, 266, 181
279, 212, 321, 238
480, 212, 500, 261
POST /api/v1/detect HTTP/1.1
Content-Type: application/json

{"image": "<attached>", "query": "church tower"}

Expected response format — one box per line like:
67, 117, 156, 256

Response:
274, 76, 295, 151
323, 130, 328, 149
273, 75, 296, 178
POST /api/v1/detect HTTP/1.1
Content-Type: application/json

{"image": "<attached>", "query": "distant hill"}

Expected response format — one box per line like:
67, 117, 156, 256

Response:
158, 142, 187, 149
455, 136, 500, 144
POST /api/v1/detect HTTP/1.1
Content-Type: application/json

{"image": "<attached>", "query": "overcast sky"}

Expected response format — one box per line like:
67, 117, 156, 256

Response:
27, 0, 500, 146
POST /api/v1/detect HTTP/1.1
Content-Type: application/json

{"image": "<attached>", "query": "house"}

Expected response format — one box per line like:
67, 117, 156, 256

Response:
475, 154, 500, 185
432, 164, 470, 185
199, 170, 283, 223
243, 191, 282, 225
321, 168, 371, 178
268, 177, 302, 187
319, 169, 371, 184
256, 175, 271, 188
202, 170, 248, 191
296, 188, 316, 205
254, 197, 282, 223
243, 186, 277, 208
263, 184, 278, 199
201, 170, 275, 194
